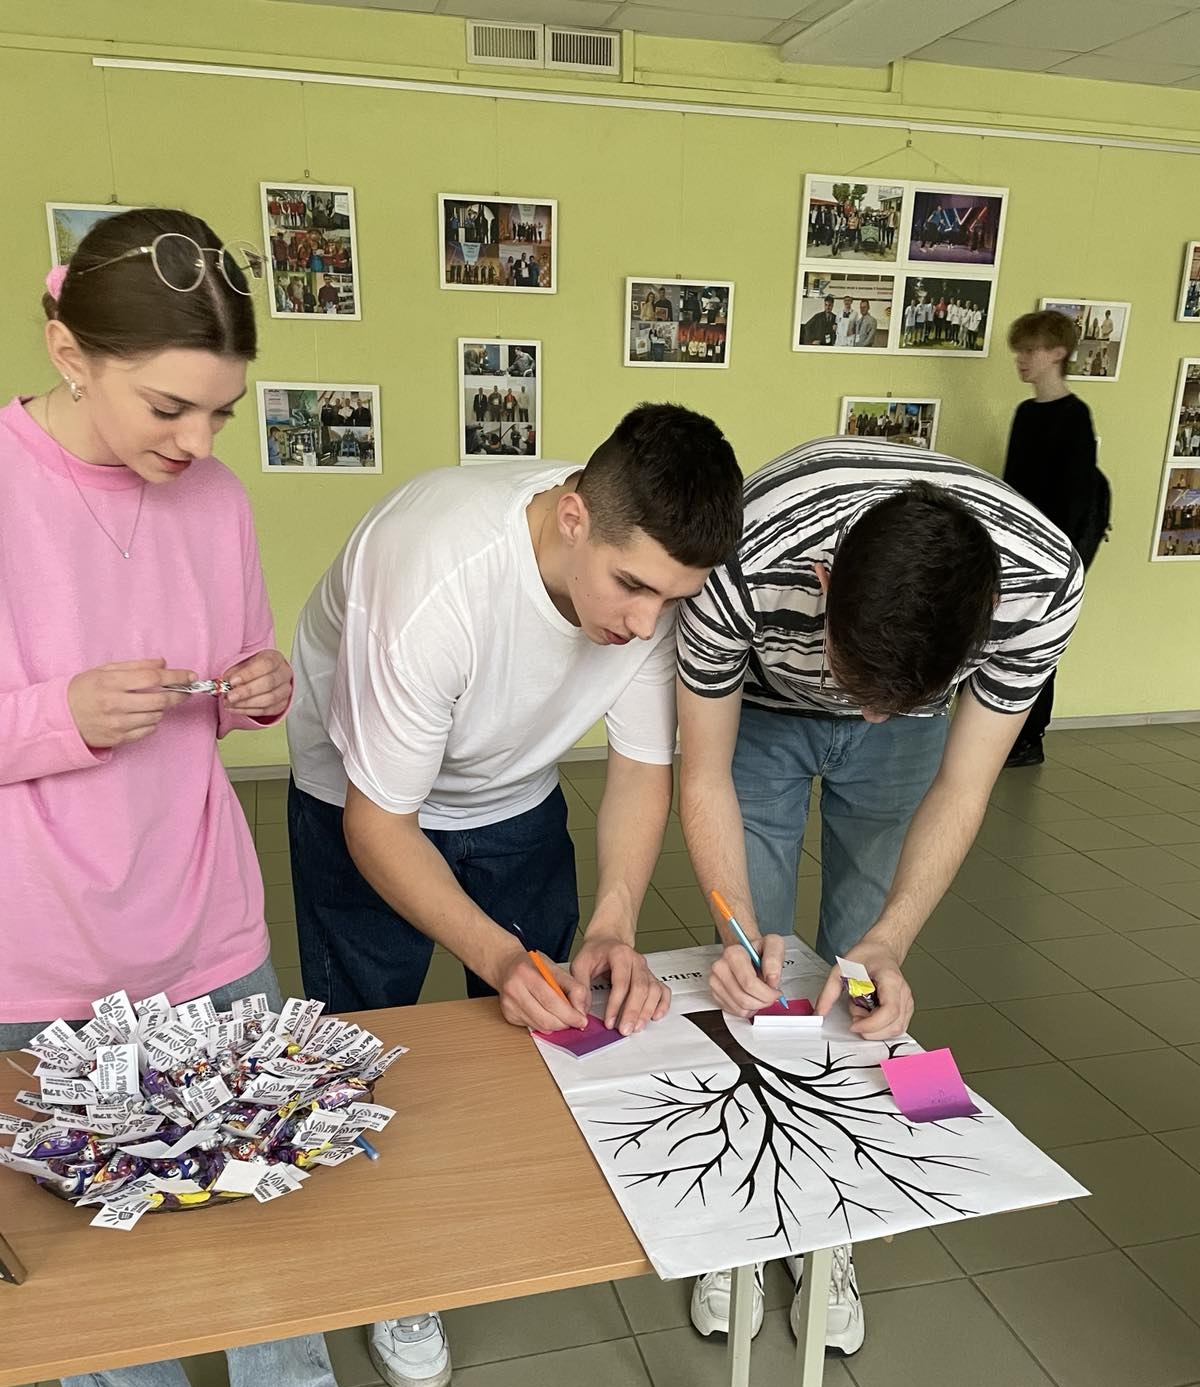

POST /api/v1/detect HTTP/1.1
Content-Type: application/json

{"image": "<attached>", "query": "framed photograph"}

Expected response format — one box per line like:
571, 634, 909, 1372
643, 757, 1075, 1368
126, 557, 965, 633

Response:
260, 184, 360, 320
1040, 299, 1129, 381
799, 177, 904, 265
46, 202, 135, 266
625, 279, 733, 367
440, 195, 556, 293
1167, 358, 1200, 462
1151, 464, 1200, 560
459, 339, 540, 463
897, 274, 993, 356
1177, 242, 1200, 322
905, 186, 1007, 269
794, 271, 896, 351
839, 397, 940, 450
257, 382, 380, 473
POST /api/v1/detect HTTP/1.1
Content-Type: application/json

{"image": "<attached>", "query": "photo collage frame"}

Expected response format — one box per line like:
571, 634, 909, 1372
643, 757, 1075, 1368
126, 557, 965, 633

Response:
794, 176, 1007, 357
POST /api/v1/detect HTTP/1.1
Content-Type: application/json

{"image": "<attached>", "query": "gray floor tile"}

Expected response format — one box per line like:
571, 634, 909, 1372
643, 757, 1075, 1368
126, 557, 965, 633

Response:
990, 785, 1095, 824
273, 963, 303, 999
254, 820, 290, 855
442, 1283, 630, 1366
1171, 840, 1200, 867
937, 943, 1085, 1001
325, 1325, 383, 1387
964, 1062, 1139, 1147
1161, 1126, 1200, 1173
996, 992, 1165, 1060
1070, 1049, 1200, 1132
932, 1200, 1111, 1274
1110, 813, 1200, 845
1087, 844, 1200, 889
1029, 767, 1112, 796
1088, 764, 1186, 792
636, 1307, 855, 1387
1009, 853, 1129, 894
1134, 785, 1200, 815
910, 1003, 1052, 1071
637, 927, 699, 954
1129, 1235, 1200, 1326
268, 921, 301, 969
852, 1228, 962, 1291
182, 1352, 228, 1387
1183, 1044, 1200, 1067
1100, 979, 1200, 1045
950, 859, 1051, 903
255, 778, 287, 825
980, 1250, 1200, 1387
1136, 924, 1200, 976
650, 852, 699, 890
975, 810, 1075, 859
572, 827, 597, 861
455, 1338, 650, 1387
576, 858, 598, 894
1032, 933, 1182, 989
1052, 1135, 1200, 1244
418, 952, 468, 1004
1151, 880, 1200, 915
976, 893, 1113, 941
917, 895, 1016, 949
263, 880, 295, 924
839, 1280, 1053, 1386
232, 779, 256, 822
657, 884, 710, 929
561, 757, 608, 780
636, 892, 697, 932
1056, 787, 1164, 817
902, 949, 984, 1007
1063, 885, 1197, 931
1042, 818, 1149, 852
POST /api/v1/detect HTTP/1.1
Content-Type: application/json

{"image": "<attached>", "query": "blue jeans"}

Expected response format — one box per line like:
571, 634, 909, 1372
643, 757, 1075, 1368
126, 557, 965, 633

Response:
64, 1334, 336, 1387
288, 780, 579, 1011
732, 706, 948, 962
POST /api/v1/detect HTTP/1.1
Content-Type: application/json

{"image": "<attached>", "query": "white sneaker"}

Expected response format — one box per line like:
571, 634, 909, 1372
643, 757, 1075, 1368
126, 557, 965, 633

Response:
786, 1245, 864, 1355
690, 1264, 765, 1338
368, 1314, 452, 1387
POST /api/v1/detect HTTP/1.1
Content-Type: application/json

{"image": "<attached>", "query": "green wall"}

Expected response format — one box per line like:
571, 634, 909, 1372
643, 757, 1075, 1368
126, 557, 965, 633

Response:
2, 1, 1198, 768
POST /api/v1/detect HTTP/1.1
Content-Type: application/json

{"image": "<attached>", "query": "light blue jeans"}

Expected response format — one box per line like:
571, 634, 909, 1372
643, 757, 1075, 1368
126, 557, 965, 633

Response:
1, 962, 339, 1387
732, 705, 949, 961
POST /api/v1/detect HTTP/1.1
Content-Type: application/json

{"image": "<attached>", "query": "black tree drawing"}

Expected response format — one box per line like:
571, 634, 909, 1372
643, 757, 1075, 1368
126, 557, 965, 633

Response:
592, 1009, 985, 1244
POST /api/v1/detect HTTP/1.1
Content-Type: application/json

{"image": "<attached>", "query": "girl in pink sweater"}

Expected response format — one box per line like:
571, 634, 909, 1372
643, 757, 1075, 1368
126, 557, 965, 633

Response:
0, 207, 338, 1387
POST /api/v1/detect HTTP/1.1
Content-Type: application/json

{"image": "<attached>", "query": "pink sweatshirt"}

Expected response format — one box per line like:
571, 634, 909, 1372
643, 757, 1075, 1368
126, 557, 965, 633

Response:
0, 397, 280, 1021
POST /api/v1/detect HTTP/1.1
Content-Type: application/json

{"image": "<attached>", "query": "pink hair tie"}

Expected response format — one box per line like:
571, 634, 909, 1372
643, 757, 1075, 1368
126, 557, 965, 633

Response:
45, 265, 68, 301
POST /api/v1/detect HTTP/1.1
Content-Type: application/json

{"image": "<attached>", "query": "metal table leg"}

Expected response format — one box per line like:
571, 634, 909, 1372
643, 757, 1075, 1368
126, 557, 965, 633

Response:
793, 1246, 832, 1387
727, 1263, 756, 1387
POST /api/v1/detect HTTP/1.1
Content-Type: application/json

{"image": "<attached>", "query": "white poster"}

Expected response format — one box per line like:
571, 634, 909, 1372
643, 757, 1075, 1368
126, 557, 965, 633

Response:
534, 942, 1087, 1280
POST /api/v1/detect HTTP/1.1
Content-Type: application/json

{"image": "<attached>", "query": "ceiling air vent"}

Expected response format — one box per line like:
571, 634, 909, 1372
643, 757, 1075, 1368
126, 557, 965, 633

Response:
466, 19, 543, 69
545, 26, 620, 75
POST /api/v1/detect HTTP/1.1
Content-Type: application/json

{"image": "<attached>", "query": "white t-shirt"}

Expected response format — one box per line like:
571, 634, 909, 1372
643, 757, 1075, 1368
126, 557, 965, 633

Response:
288, 462, 678, 830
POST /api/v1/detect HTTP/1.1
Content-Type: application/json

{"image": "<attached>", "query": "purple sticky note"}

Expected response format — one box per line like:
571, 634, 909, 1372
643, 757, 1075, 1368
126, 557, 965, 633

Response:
752, 998, 818, 1025
879, 1048, 981, 1123
533, 1014, 626, 1058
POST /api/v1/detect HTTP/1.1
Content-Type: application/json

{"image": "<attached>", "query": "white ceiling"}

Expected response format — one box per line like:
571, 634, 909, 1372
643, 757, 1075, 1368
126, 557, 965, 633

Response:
278, 0, 1200, 88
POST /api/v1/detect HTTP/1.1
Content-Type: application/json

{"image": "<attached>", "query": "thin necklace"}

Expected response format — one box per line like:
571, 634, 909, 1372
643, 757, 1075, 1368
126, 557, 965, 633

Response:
43, 396, 146, 559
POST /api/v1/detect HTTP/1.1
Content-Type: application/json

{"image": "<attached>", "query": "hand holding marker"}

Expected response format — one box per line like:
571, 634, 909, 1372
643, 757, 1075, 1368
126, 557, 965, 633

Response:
710, 890, 788, 1009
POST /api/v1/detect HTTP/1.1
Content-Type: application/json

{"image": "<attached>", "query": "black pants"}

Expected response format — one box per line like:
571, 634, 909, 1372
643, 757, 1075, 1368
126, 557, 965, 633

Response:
1017, 672, 1055, 747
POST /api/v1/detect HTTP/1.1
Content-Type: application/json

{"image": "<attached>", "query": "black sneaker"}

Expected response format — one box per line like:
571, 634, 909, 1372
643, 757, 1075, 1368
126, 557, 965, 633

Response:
1004, 739, 1045, 768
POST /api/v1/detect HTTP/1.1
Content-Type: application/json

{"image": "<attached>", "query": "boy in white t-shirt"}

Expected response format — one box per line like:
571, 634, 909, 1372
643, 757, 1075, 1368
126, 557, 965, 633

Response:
288, 403, 742, 1043
288, 403, 742, 1387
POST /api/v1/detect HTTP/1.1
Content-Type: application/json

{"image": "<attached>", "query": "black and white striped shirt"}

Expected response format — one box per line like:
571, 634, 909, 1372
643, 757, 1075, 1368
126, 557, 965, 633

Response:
678, 437, 1084, 717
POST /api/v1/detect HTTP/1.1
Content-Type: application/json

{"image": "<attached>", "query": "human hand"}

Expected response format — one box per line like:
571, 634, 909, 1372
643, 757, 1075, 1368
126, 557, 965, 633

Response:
571, 935, 671, 1036
496, 949, 590, 1033
68, 658, 197, 749
221, 648, 292, 717
708, 933, 787, 1018
814, 939, 913, 1040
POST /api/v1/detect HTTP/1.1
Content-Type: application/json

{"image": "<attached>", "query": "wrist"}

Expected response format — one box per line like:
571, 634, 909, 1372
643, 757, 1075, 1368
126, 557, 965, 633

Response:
477, 928, 527, 990
583, 897, 636, 948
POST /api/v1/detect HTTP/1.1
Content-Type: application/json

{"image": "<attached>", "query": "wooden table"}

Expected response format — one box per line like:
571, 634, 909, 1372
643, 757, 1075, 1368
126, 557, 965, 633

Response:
0, 998, 653, 1386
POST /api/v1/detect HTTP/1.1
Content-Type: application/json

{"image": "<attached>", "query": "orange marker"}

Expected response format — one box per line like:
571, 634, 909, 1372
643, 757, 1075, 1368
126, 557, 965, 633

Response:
528, 949, 569, 1003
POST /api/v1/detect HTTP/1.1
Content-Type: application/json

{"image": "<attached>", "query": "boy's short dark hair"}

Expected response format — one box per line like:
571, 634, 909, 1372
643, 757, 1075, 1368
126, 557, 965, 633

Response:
578, 403, 743, 568
825, 482, 999, 713
1007, 311, 1076, 376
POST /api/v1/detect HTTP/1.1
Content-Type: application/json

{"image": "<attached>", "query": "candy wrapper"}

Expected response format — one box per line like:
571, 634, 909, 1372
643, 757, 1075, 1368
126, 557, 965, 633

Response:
0, 988, 406, 1229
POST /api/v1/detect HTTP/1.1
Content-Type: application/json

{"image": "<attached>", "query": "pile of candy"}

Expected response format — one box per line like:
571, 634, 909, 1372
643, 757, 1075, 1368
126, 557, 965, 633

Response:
0, 989, 405, 1230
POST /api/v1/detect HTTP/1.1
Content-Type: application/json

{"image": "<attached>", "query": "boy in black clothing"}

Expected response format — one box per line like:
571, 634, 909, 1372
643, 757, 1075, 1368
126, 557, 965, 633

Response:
1003, 310, 1107, 767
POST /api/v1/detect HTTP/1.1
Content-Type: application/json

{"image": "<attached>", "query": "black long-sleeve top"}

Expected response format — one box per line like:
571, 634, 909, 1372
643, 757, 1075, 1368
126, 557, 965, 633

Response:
1002, 394, 1097, 546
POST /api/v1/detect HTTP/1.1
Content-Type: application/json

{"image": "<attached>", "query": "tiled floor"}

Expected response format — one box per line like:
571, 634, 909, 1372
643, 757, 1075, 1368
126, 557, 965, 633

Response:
30, 722, 1200, 1387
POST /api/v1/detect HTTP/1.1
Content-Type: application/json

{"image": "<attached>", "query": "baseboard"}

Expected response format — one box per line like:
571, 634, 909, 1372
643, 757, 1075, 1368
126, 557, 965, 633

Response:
226, 712, 1199, 781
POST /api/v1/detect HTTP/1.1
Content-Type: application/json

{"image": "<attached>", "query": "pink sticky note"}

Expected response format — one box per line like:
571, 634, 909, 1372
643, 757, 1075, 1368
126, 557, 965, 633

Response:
752, 998, 817, 1023
879, 1048, 981, 1123
533, 1014, 626, 1058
